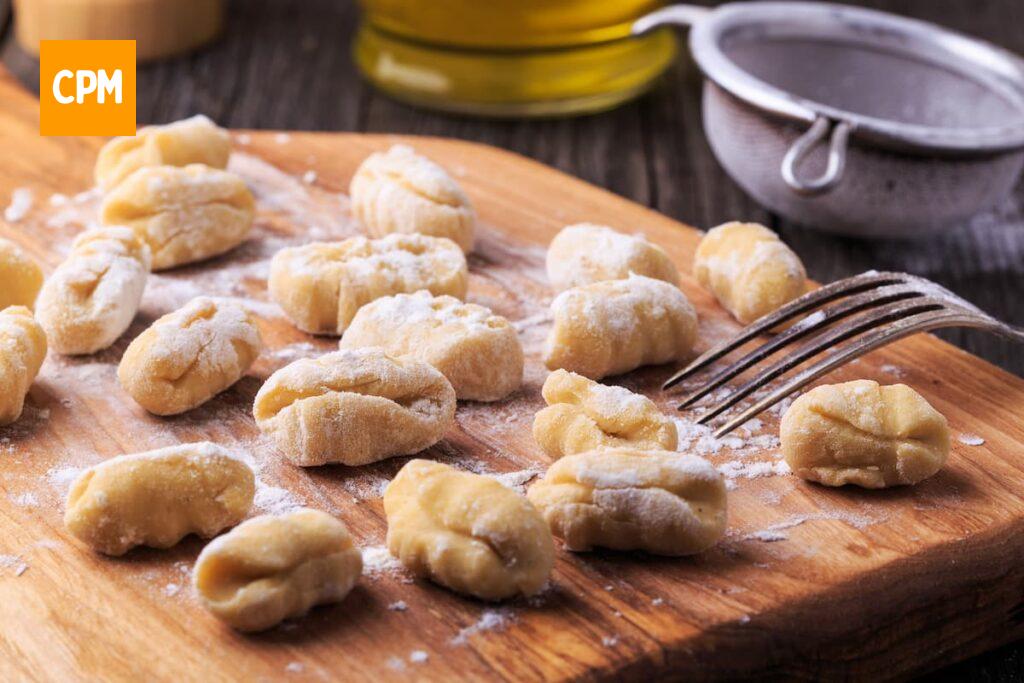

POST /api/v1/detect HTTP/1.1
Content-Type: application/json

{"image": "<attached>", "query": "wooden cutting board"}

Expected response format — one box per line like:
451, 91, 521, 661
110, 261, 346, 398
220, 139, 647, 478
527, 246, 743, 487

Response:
2, 66, 1024, 682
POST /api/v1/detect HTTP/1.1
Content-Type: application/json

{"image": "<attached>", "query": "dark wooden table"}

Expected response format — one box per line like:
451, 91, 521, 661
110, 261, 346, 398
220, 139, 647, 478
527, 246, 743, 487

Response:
2, 0, 1023, 679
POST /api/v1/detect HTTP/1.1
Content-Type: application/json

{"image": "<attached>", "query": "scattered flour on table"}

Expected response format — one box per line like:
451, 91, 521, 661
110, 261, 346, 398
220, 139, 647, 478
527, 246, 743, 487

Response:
386, 657, 406, 672
302, 170, 318, 185
602, 636, 620, 647
46, 465, 84, 490
362, 546, 408, 580
9, 492, 38, 507
285, 662, 304, 674
958, 433, 985, 446
253, 480, 304, 515
409, 650, 429, 664
450, 608, 514, 645
0, 554, 29, 576
483, 467, 543, 493
4, 188, 33, 223
388, 600, 408, 612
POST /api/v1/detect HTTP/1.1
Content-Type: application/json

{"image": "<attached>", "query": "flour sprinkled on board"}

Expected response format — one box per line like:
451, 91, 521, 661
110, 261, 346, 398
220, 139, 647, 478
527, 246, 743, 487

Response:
4, 187, 33, 223
958, 433, 985, 446
450, 608, 514, 645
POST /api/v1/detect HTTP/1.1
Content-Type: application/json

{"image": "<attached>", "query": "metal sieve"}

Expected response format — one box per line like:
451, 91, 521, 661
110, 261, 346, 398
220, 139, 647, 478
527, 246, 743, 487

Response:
633, 2, 1024, 238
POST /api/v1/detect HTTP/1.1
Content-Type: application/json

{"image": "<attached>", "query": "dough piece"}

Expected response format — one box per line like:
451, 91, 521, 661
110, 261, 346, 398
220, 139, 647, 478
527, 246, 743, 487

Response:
64, 442, 255, 556
543, 273, 698, 380
533, 369, 677, 459
118, 297, 263, 415
350, 145, 476, 253
339, 291, 522, 401
95, 115, 231, 190
99, 164, 255, 270
36, 226, 151, 355
527, 448, 727, 555
780, 380, 950, 488
253, 348, 456, 466
546, 223, 679, 292
0, 306, 47, 426
269, 234, 468, 335
0, 237, 44, 310
693, 221, 806, 324
384, 459, 554, 600
193, 508, 362, 632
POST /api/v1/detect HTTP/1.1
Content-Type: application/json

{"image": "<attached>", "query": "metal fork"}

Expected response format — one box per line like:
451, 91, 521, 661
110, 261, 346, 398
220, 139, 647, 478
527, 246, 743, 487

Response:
663, 271, 1024, 437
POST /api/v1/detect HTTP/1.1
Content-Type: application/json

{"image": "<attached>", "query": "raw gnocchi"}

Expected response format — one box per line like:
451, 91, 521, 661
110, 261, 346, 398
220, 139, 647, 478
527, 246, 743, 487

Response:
118, 297, 263, 415
64, 442, 255, 556
36, 226, 151, 355
99, 164, 255, 270
350, 145, 476, 253
780, 380, 950, 488
527, 448, 727, 555
269, 233, 468, 335
384, 459, 555, 600
546, 223, 679, 292
0, 237, 44, 310
193, 508, 363, 632
253, 348, 456, 466
0, 306, 47, 426
339, 291, 523, 401
543, 273, 698, 380
533, 369, 677, 459
693, 221, 806, 323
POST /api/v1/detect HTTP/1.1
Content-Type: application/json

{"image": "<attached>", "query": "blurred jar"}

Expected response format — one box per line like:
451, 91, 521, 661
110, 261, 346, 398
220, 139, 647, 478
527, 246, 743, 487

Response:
355, 1, 677, 117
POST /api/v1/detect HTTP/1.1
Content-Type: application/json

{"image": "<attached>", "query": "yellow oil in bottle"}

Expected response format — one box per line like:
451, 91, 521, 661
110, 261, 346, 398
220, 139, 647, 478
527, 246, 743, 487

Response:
354, 1, 676, 117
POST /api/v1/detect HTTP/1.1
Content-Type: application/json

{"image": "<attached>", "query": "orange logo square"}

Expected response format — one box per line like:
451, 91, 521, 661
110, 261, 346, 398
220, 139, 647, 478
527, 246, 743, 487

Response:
39, 40, 136, 137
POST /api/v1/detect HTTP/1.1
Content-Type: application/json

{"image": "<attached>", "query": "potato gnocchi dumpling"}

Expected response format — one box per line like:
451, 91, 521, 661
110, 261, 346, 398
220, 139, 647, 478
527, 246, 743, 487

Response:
350, 145, 476, 253
384, 459, 554, 600
527, 448, 727, 555
36, 226, 151, 355
544, 273, 698, 380
0, 306, 47, 426
339, 291, 523, 402
118, 297, 263, 415
0, 237, 44, 310
95, 115, 231, 190
269, 233, 468, 335
533, 370, 677, 459
64, 442, 255, 556
693, 221, 806, 324
780, 380, 950, 488
100, 164, 255, 271
193, 508, 362, 632
546, 223, 679, 292
253, 348, 456, 466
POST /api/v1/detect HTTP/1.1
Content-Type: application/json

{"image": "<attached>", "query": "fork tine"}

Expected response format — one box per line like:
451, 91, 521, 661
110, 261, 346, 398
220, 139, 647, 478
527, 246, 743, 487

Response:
663, 271, 910, 390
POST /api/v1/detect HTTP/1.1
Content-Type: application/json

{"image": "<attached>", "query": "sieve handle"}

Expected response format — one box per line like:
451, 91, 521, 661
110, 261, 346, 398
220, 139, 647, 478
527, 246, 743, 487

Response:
632, 5, 712, 34
781, 116, 851, 196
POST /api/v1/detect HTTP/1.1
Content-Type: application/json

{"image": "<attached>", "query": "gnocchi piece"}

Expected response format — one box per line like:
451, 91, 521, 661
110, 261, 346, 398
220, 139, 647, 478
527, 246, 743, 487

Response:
99, 164, 255, 270
693, 221, 807, 323
527, 448, 727, 555
118, 297, 263, 415
269, 234, 468, 335
36, 226, 151, 355
339, 291, 523, 402
0, 306, 47, 426
0, 237, 44, 310
64, 442, 255, 556
193, 508, 363, 632
780, 380, 950, 488
95, 115, 231, 190
350, 145, 476, 253
253, 348, 456, 466
543, 273, 698, 380
546, 223, 679, 292
384, 459, 555, 600
533, 369, 677, 459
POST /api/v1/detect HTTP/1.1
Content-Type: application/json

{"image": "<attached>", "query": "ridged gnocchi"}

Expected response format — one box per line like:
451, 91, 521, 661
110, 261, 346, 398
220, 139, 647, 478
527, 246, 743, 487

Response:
339, 291, 523, 401
384, 459, 554, 600
253, 348, 456, 466
350, 145, 476, 253
118, 297, 263, 415
780, 380, 950, 488
693, 221, 807, 323
527, 448, 727, 555
95, 115, 231, 190
546, 223, 679, 292
544, 274, 698, 380
36, 226, 151, 355
0, 237, 44, 310
269, 234, 468, 335
0, 306, 47, 426
193, 508, 363, 632
64, 442, 255, 556
533, 370, 677, 459
100, 164, 255, 270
